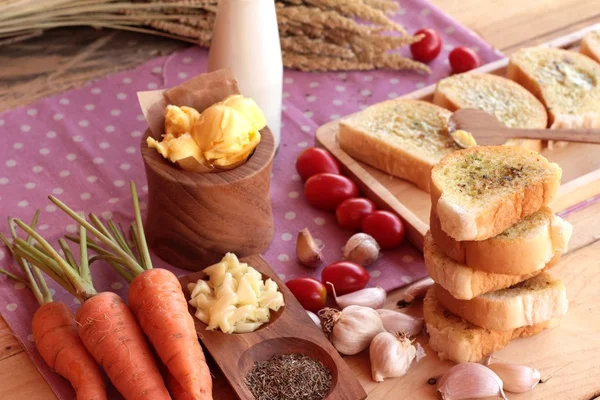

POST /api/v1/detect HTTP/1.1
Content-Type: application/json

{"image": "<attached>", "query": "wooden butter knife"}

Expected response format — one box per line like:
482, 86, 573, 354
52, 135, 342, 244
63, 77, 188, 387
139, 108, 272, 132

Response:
448, 108, 600, 147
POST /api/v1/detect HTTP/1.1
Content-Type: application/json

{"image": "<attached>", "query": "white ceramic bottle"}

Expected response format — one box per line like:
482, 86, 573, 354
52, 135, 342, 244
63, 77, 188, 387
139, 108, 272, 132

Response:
208, 0, 283, 148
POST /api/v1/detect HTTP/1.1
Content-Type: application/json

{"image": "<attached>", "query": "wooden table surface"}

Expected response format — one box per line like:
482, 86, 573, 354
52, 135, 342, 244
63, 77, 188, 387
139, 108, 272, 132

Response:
1, 0, 600, 398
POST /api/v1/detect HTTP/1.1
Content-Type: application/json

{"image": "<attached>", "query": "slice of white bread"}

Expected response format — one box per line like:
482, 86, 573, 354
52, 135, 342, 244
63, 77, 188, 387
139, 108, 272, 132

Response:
338, 99, 460, 192
581, 30, 600, 64
423, 232, 559, 300
507, 47, 600, 129
431, 146, 562, 241
424, 286, 553, 363
433, 73, 547, 152
435, 272, 568, 331
429, 206, 572, 275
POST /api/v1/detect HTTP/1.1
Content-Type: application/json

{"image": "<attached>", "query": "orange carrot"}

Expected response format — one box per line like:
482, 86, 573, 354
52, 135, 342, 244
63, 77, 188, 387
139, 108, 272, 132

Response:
1, 213, 106, 400
162, 361, 195, 400
129, 268, 212, 400
76, 291, 170, 400
52, 182, 213, 400
33, 302, 106, 400
11, 217, 171, 400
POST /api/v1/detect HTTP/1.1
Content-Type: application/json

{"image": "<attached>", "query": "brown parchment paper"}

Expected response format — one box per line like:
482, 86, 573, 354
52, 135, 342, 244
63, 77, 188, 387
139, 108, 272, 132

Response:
137, 69, 242, 173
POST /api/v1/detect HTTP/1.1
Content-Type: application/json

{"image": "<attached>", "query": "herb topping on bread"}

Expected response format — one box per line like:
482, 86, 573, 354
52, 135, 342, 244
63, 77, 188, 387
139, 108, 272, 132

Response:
338, 99, 460, 192
431, 146, 562, 241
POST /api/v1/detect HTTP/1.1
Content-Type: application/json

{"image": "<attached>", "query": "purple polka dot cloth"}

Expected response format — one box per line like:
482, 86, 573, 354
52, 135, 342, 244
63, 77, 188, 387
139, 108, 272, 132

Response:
0, 1, 505, 398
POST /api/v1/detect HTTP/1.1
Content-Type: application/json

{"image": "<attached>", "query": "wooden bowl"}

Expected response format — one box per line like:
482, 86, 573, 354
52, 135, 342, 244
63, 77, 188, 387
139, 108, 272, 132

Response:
179, 255, 367, 400
141, 128, 275, 271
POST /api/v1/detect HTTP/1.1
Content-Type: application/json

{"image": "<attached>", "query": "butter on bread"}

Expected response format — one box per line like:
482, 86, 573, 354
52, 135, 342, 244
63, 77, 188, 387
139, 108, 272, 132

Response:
338, 99, 460, 192
507, 47, 600, 129
433, 72, 547, 152
430, 206, 572, 275
431, 146, 561, 241
581, 30, 600, 64
423, 232, 560, 300
424, 286, 553, 363
435, 272, 568, 331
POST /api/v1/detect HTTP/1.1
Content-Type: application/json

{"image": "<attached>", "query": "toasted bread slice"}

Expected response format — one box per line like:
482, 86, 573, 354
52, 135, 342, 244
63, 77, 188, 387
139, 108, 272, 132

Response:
581, 30, 600, 64
338, 99, 460, 192
424, 287, 553, 363
423, 232, 559, 300
433, 73, 547, 152
435, 272, 568, 331
431, 146, 562, 241
429, 206, 572, 275
507, 47, 600, 129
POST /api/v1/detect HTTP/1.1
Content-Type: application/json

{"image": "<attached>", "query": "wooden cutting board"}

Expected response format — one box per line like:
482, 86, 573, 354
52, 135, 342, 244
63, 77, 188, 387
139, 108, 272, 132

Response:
315, 23, 600, 252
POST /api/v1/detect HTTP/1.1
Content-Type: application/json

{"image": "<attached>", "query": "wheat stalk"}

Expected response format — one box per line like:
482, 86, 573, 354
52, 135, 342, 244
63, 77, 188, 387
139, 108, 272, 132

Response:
0, 0, 428, 72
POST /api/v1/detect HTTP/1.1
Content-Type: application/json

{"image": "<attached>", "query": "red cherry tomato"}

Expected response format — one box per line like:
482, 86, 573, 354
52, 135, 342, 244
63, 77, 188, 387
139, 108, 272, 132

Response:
449, 47, 481, 73
322, 261, 369, 295
336, 198, 377, 231
286, 278, 327, 312
361, 210, 406, 250
304, 173, 359, 211
410, 28, 442, 63
296, 147, 341, 181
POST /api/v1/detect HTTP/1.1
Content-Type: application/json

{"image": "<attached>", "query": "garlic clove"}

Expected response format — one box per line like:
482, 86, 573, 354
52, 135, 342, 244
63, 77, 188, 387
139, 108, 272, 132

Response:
402, 277, 434, 303
343, 233, 381, 266
376, 309, 423, 337
329, 282, 386, 309
438, 363, 507, 400
306, 310, 321, 326
296, 228, 323, 268
487, 363, 541, 393
320, 305, 385, 355
369, 331, 416, 382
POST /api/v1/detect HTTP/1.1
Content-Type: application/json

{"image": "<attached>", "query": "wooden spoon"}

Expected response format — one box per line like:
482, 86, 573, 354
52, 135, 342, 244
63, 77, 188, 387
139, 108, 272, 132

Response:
448, 108, 600, 147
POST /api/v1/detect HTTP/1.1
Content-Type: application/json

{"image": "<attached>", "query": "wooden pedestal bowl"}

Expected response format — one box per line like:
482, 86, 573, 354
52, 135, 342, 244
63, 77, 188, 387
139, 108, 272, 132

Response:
141, 127, 276, 271
179, 255, 367, 400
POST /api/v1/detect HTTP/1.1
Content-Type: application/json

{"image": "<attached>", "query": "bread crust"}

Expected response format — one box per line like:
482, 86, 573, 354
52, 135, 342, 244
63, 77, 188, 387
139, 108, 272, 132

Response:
424, 287, 552, 363
581, 31, 600, 65
435, 275, 568, 331
338, 99, 457, 193
429, 206, 572, 275
433, 73, 547, 152
430, 146, 562, 241
423, 232, 559, 300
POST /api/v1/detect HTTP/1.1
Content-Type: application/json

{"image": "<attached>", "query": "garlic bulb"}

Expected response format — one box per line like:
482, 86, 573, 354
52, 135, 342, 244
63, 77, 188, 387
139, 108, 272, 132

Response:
343, 233, 380, 266
376, 309, 423, 337
369, 332, 416, 382
330, 283, 386, 309
306, 310, 321, 326
403, 277, 434, 302
296, 228, 323, 268
487, 363, 540, 393
438, 363, 507, 400
319, 305, 384, 355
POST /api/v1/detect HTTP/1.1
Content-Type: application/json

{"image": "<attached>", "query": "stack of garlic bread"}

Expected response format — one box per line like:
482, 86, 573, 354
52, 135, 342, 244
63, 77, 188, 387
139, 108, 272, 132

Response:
423, 146, 572, 363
